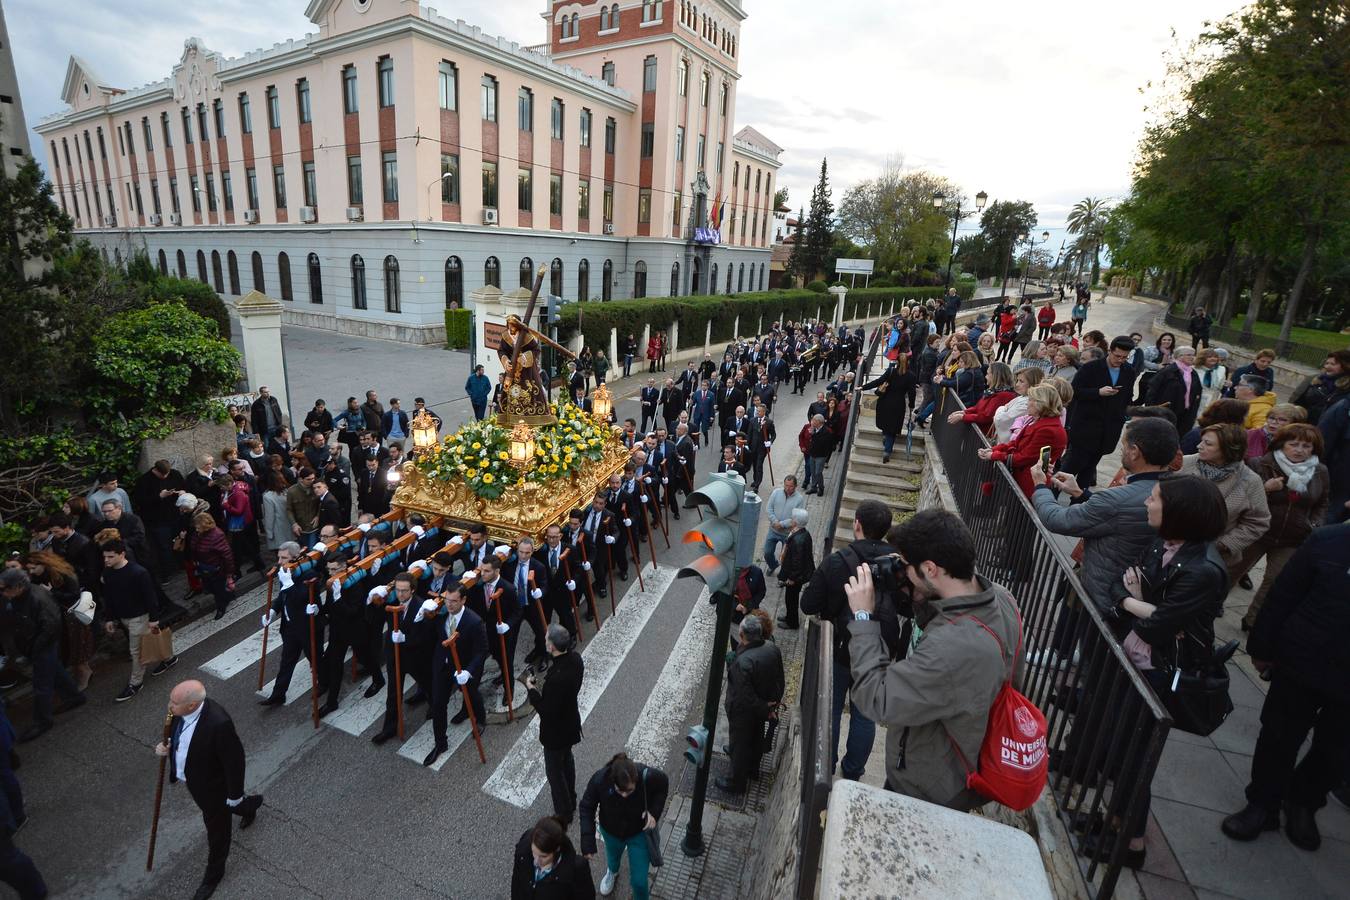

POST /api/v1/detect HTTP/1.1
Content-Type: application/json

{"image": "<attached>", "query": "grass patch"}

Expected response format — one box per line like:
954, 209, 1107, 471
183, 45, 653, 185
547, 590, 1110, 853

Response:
1224, 315, 1348, 352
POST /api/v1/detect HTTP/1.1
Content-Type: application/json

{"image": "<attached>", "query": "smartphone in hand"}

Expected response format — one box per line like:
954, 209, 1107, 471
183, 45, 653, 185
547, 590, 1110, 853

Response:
1038, 445, 1053, 472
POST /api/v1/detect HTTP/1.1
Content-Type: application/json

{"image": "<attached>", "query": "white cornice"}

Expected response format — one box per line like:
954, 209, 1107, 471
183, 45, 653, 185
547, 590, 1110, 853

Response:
731, 140, 781, 169
35, 85, 174, 133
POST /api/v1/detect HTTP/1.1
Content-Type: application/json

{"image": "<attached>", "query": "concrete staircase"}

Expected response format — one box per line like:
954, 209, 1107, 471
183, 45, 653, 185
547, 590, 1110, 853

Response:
830, 398, 926, 545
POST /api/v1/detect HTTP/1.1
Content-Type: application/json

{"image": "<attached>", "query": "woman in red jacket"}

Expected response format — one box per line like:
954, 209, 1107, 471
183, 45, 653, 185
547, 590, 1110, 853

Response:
978, 383, 1068, 498
1037, 301, 1056, 340
947, 362, 1015, 437
647, 334, 661, 373
188, 512, 236, 619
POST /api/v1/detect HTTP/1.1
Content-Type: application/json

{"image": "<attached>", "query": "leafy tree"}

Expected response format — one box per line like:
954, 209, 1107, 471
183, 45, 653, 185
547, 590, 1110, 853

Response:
773, 187, 789, 210
837, 160, 958, 278
977, 200, 1038, 291
797, 159, 835, 282
784, 206, 806, 288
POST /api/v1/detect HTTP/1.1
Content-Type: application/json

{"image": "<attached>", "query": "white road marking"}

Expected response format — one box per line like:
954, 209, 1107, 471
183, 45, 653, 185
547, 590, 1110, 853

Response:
626, 587, 715, 767
322, 676, 388, 736
482, 563, 675, 809
396, 717, 475, 771
200, 620, 279, 681
257, 656, 313, 705
173, 581, 271, 655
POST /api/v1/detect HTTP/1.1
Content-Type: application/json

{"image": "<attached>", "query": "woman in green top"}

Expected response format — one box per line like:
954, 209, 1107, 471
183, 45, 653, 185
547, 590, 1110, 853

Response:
593, 350, 611, 385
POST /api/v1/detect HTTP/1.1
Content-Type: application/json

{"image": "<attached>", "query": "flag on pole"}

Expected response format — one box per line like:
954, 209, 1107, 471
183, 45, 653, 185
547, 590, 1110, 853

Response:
710, 192, 722, 230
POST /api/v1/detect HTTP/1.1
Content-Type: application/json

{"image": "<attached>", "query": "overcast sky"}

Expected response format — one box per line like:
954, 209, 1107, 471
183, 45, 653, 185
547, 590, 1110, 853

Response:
10, 0, 1239, 244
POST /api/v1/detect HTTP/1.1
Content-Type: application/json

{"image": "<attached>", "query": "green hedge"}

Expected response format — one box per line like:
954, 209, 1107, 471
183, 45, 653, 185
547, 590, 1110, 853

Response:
445, 308, 472, 349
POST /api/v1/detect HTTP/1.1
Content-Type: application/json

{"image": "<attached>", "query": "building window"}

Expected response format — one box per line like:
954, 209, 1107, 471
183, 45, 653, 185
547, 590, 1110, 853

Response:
550, 258, 563, 298
438, 61, 457, 110
517, 167, 532, 212
550, 98, 564, 140
700, 71, 709, 106
519, 257, 534, 289
484, 256, 500, 288
580, 108, 592, 147
482, 161, 498, 207
238, 93, 252, 134
227, 250, 240, 294
696, 135, 705, 169
222, 172, 233, 211
518, 88, 533, 132
578, 179, 590, 219
176, 249, 187, 278
737, 263, 744, 292
278, 252, 293, 301
633, 260, 647, 298
381, 152, 398, 203
710, 262, 718, 293
675, 126, 684, 162
759, 263, 766, 291
678, 58, 688, 96
578, 258, 590, 301
307, 252, 323, 304
197, 104, 209, 142
266, 86, 280, 129
602, 259, 613, 301
246, 168, 259, 210
603, 184, 614, 221
726, 263, 733, 293
351, 254, 367, 309
549, 174, 562, 216
638, 189, 651, 223
252, 251, 265, 292
720, 82, 729, 116
715, 142, 723, 173
643, 1, 662, 23
196, 250, 207, 283
733, 162, 739, 187
189, 175, 201, 213
180, 109, 193, 144
156, 249, 167, 275
205, 174, 217, 212
640, 123, 654, 158
213, 99, 226, 137
150, 178, 161, 215
273, 165, 287, 208
440, 154, 460, 203
481, 75, 497, 122
169, 176, 180, 214
691, 256, 701, 294
342, 65, 359, 114
610, 3, 620, 27
605, 117, 616, 154
133, 184, 144, 216
670, 261, 680, 296
347, 156, 362, 205
296, 78, 312, 124
600, 5, 610, 29
383, 256, 401, 312
643, 56, 657, 92
601, 62, 615, 87
211, 251, 224, 292
445, 256, 463, 309
377, 56, 394, 108
161, 112, 173, 148
302, 162, 317, 207
673, 190, 682, 228
142, 117, 153, 152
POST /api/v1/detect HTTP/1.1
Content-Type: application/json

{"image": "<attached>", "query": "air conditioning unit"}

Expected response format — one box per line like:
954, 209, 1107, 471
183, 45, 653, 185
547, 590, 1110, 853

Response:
603, 223, 615, 235
243, 209, 259, 224
482, 208, 499, 225
103, 216, 116, 227
299, 206, 317, 223
168, 213, 183, 225
148, 213, 162, 225
346, 206, 364, 222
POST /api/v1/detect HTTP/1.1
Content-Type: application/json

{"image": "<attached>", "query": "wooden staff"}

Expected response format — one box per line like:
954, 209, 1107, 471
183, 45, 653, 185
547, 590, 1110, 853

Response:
641, 475, 671, 549
308, 581, 320, 729
762, 420, 776, 483
146, 712, 173, 871
559, 549, 585, 639
602, 531, 617, 613
677, 453, 702, 521
619, 502, 646, 592
572, 536, 605, 625
388, 604, 405, 740
634, 481, 665, 568
444, 633, 486, 764
256, 568, 277, 691
527, 569, 548, 643
488, 586, 513, 722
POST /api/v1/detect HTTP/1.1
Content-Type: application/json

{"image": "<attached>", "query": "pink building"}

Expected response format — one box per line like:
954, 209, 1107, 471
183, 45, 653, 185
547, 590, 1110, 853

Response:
35, 0, 782, 343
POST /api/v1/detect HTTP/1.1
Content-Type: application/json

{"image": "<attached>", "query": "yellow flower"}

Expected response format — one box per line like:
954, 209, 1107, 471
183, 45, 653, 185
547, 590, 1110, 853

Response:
479, 458, 490, 468
482, 473, 495, 484
536, 447, 546, 457
472, 441, 482, 450
498, 451, 509, 461
548, 464, 559, 473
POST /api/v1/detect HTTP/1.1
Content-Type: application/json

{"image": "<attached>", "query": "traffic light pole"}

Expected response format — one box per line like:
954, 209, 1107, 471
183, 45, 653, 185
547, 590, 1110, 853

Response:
681, 588, 735, 858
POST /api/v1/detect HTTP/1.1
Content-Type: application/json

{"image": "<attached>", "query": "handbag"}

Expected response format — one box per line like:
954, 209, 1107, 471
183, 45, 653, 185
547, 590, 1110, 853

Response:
139, 626, 175, 665
1145, 640, 1236, 736
643, 768, 664, 868
68, 591, 96, 626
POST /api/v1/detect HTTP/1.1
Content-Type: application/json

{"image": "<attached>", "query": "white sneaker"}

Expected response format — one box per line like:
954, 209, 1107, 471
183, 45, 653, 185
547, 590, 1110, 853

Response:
599, 869, 617, 896
1028, 649, 1061, 670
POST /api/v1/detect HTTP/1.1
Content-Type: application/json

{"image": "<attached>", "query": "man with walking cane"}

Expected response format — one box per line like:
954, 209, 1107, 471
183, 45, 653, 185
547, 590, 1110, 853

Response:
152, 680, 262, 900
371, 572, 435, 746
423, 583, 488, 767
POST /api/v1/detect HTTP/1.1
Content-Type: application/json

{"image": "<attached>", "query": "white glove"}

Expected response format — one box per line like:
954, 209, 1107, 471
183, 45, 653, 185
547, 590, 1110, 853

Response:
261, 610, 276, 628
410, 524, 425, 538
494, 546, 510, 559
643, 476, 652, 485
495, 622, 510, 635
277, 568, 294, 589
370, 557, 382, 574
447, 535, 464, 548
582, 561, 592, 571
728, 429, 736, 437
313, 541, 328, 554
623, 517, 633, 527
605, 535, 616, 545
357, 523, 371, 533
420, 599, 439, 615
461, 571, 478, 584
455, 670, 471, 686
408, 560, 427, 576
661, 477, 668, 484
391, 630, 406, 644
639, 495, 648, 504
765, 441, 772, 448
678, 456, 686, 464
565, 579, 576, 592
531, 587, 543, 600
368, 585, 389, 604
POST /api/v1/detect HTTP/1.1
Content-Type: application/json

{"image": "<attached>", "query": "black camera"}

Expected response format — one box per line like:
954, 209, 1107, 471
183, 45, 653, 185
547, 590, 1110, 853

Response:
861, 553, 915, 661
869, 556, 909, 603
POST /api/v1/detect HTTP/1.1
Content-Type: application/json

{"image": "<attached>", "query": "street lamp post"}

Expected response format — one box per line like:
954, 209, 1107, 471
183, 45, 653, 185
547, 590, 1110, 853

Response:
933, 189, 987, 289
1019, 231, 1050, 299
999, 232, 1027, 300
413, 172, 455, 243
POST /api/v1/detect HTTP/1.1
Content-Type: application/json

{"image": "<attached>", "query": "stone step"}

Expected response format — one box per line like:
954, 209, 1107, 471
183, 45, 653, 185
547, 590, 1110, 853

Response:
839, 488, 916, 510
841, 471, 919, 493
845, 456, 923, 478
854, 427, 926, 446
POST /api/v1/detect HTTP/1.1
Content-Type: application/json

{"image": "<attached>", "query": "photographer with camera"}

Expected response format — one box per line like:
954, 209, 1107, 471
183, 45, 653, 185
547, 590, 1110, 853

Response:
800, 499, 894, 781
844, 508, 1022, 810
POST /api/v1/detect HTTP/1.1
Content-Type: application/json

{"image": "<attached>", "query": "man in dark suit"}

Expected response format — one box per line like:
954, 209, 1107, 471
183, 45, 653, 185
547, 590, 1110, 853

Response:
250, 386, 285, 441
540, 524, 581, 635
501, 537, 551, 664
423, 583, 488, 766
689, 379, 715, 447
258, 543, 326, 707
677, 361, 700, 395
317, 553, 385, 717
467, 556, 519, 689
724, 405, 749, 449
673, 423, 698, 506
648, 428, 681, 521
371, 572, 435, 745
747, 405, 777, 492
659, 378, 685, 434
579, 493, 619, 597
718, 380, 746, 438
154, 680, 263, 900
456, 523, 496, 573
752, 373, 777, 413
357, 456, 391, 517
1062, 335, 1139, 488
639, 378, 660, 434
718, 445, 747, 478
527, 625, 584, 824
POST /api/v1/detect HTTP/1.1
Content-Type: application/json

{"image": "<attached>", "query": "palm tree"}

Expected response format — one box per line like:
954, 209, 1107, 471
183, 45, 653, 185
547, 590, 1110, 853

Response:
1066, 197, 1109, 286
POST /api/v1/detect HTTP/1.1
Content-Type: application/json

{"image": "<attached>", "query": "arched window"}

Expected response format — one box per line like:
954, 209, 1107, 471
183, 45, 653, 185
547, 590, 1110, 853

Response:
519, 256, 534, 289
710, 262, 718, 295
278, 252, 293, 301
351, 254, 367, 309
211, 250, 223, 292
383, 255, 400, 312
691, 256, 701, 295
196, 250, 207, 283
571, 12, 578, 35
602, 259, 613, 301
307, 252, 323, 304
176, 249, 187, 277
633, 260, 647, 298
759, 263, 766, 291
251, 251, 265, 292
670, 261, 680, 297
578, 259, 590, 301
114, 248, 122, 268
725, 261, 733, 294
737, 262, 744, 292
600, 6, 609, 29
485, 256, 500, 288
445, 256, 463, 309
611, 3, 619, 27
227, 251, 240, 294
550, 258, 563, 298
157, 249, 168, 275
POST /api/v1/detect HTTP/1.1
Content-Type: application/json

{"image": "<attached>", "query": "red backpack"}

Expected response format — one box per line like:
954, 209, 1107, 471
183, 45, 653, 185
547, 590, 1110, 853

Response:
947, 606, 1048, 811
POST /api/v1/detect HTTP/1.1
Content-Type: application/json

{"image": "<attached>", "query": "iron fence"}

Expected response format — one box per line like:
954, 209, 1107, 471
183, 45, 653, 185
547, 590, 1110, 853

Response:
1162, 312, 1341, 368
930, 397, 1171, 899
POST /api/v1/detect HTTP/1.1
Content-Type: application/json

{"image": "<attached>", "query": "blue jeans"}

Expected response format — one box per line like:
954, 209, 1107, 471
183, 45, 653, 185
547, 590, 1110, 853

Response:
916, 399, 936, 424
623, 355, 634, 377
30, 646, 81, 728
882, 431, 896, 456
471, 400, 487, 421
830, 659, 875, 780
599, 824, 651, 900
803, 456, 816, 490
763, 531, 787, 573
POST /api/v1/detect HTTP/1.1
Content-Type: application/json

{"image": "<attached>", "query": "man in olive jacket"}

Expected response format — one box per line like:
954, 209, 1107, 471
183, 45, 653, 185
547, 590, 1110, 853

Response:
717, 615, 784, 794
845, 509, 1021, 811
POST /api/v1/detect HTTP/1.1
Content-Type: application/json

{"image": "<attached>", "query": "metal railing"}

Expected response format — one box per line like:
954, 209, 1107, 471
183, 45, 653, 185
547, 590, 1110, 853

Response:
1162, 312, 1341, 368
930, 397, 1171, 899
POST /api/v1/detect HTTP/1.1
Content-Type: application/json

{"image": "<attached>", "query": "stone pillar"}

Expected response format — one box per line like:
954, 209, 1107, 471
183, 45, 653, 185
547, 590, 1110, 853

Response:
608, 327, 618, 369
670, 319, 680, 357
236, 290, 291, 423
642, 323, 651, 368
829, 285, 848, 328
733, 315, 740, 339
704, 319, 712, 351
469, 285, 507, 383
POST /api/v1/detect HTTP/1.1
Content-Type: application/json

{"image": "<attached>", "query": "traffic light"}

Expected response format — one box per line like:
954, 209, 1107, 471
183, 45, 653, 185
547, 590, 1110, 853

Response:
685, 725, 709, 766
679, 471, 761, 594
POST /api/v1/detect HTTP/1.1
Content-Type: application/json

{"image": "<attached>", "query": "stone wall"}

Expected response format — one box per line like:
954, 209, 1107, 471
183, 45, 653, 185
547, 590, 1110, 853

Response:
739, 710, 805, 900
138, 419, 236, 476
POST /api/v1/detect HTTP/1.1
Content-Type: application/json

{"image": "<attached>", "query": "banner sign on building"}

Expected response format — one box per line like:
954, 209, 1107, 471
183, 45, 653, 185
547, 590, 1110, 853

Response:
693, 227, 721, 245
